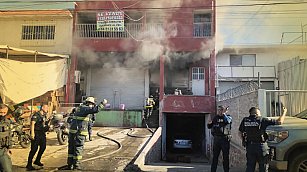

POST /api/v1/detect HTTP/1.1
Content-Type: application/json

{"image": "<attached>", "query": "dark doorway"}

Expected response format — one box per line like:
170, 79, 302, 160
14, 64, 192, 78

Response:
165, 113, 208, 163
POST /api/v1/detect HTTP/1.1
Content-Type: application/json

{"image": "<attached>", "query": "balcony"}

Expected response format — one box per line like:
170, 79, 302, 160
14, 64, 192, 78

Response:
217, 66, 276, 79
75, 23, 211, 39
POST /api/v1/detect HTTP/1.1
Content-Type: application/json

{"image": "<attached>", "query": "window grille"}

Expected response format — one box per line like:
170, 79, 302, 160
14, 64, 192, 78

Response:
192, 67, 205, 80
22, 25, 55, 40
193, 13, 212, 37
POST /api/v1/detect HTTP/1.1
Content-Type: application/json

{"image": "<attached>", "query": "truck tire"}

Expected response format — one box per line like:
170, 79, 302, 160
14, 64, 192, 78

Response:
288, 152, 307, 172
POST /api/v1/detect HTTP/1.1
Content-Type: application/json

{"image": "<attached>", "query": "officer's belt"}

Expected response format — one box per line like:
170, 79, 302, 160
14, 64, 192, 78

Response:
248, 141, 266, 144
72, 116, 90, 121
214, 135, 229, 137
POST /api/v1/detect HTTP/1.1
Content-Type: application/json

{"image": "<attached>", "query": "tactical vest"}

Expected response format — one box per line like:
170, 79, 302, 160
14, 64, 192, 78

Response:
0, 119, 11, 148
244, 116, 265, 143
33, 112, 46, 132
212, 116, 232, 136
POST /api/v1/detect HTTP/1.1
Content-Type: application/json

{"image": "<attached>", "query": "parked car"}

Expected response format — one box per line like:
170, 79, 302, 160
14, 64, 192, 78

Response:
267, 109, 307, 171
172, 134, 192, 149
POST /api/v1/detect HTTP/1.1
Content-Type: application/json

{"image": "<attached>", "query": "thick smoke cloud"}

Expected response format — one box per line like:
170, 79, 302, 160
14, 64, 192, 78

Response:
77, 0, 215, 70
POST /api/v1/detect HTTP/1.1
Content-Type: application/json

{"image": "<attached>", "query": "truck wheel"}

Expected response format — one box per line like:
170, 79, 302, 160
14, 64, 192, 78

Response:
289, 152, 307, 172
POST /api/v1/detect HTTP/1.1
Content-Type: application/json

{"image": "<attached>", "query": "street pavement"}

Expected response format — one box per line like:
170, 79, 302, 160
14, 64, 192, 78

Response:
10, 127, 245, 172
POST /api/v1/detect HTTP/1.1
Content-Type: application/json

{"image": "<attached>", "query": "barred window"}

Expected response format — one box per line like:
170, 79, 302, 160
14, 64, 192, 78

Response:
192, 67, 205, 80
22, 25, 55, 40
193, 13, 212, 37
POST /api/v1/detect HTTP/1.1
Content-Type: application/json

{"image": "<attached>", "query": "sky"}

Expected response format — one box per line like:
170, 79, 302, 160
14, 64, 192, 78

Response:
216, 0, 307, 48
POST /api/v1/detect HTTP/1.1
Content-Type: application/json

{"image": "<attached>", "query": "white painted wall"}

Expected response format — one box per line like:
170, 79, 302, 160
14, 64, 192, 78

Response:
217, 45, 307, 79
216, 45, 307, 94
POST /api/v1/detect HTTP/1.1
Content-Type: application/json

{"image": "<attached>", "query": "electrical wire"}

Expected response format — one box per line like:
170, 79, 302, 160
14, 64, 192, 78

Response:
111, 1, 144, 22
1, 1, 307, 9
223, 0, 268, 40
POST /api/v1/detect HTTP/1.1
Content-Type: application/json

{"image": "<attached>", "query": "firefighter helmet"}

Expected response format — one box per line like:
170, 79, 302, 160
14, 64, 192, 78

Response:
102, 99, 108, 105
85, 97, 96, 104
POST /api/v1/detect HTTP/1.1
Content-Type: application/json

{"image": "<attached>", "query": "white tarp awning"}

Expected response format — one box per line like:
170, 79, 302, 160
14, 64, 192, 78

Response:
0, 58, 67, 104
0, 45, 68, 105
0, 45, 69, 58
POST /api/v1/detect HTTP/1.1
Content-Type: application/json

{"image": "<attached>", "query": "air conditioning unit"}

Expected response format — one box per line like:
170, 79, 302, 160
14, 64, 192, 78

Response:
74, 70, 81, 83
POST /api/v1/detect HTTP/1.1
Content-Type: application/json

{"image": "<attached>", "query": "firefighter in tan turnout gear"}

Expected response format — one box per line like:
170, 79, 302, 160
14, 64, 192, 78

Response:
62, 97, 104, 170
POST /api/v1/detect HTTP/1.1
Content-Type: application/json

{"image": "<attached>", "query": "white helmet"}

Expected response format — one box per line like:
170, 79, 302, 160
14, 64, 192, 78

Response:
102, 99, 108, 105
85, 96, 96, 104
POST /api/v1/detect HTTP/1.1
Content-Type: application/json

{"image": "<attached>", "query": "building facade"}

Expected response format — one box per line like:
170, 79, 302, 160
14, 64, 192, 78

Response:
0, 9, 73, 109
73, 0, 216, 160
216, 45, 307, 94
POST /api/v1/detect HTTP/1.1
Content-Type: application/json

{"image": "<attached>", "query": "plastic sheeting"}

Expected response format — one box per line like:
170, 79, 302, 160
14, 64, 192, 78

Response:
0, 58, 67, 104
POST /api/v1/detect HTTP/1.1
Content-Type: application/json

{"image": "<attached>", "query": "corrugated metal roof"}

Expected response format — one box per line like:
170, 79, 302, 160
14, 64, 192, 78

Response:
0, 10, 72, 17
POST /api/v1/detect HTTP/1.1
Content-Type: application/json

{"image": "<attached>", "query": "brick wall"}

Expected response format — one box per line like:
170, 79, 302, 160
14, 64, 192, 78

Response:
217, 91, 258, 168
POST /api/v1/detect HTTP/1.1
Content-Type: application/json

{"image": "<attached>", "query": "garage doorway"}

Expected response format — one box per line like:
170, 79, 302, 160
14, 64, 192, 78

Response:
165, 113, 208, 163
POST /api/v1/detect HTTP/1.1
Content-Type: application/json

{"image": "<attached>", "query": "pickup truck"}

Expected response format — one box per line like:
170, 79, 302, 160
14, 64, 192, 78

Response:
266, 109, 307, 171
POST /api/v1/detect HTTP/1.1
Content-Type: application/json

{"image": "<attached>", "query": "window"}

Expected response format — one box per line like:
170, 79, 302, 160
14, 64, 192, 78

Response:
193, 13, 211, 37
230, 54, 256, 66
192, 67, 205, 80
22, 25, 55, 40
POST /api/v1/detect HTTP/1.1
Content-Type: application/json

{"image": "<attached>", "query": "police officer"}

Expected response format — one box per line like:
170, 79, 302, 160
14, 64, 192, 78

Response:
0, 104, 13, 172
63, 97, 104, 170
87, 99, 107, 141
207, 105, 232, 172
87, 113, 95, 141
26, 104, 49, 171
239, 106, 287, 172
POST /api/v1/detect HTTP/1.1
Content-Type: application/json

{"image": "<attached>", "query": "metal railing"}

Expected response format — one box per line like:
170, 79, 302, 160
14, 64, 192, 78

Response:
217, 82, 259, 101
193, 22, 212, 37
75, 23, 212, 38
217, 66, 276, 78
264, 90, 307, 117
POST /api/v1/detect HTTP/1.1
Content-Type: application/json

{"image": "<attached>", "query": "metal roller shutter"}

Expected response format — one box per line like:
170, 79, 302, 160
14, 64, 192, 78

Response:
90, 67, 146, 110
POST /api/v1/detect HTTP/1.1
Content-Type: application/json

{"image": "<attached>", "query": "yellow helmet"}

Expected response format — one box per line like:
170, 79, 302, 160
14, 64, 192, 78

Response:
85, 96, 96, 104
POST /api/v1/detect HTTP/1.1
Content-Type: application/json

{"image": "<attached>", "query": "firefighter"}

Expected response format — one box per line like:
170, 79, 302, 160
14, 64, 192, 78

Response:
87, 99, 107, 141
0, 104, 13, 172
144, 96, 155, 119
239, 106, 287, 172
62, 97, 104, 170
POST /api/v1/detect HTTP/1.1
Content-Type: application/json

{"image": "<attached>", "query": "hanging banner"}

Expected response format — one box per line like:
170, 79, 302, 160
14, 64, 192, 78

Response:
97, 11, 125, 32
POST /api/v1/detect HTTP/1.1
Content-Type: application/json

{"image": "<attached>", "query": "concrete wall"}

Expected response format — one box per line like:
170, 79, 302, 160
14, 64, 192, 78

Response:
216, 91, 258, 168
134, 127, 162, 167
0, 13, 72, 55
94, 110, 143, 127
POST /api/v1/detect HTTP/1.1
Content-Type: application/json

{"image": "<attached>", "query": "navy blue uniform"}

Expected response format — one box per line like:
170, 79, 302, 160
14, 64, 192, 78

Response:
87, 113, 96, 140
207, 114, 232, 172
239, 115, 278, 172
27, 111, 48, 168
67, 104, 103, 169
